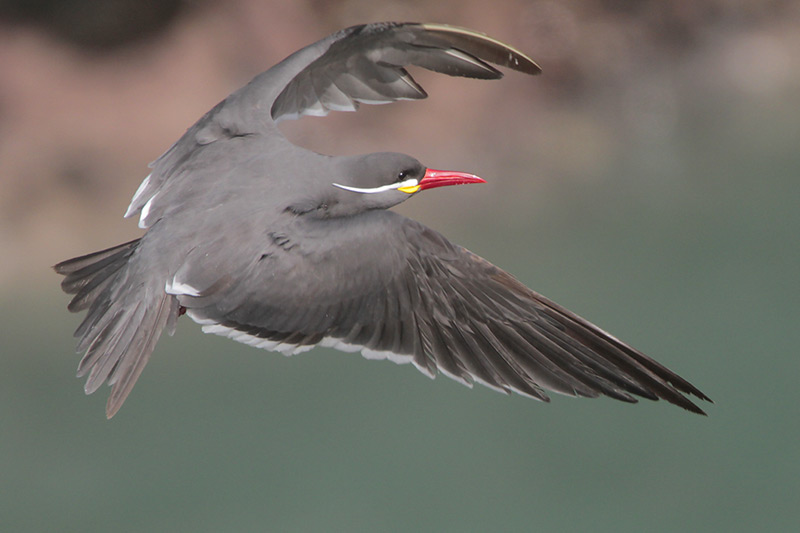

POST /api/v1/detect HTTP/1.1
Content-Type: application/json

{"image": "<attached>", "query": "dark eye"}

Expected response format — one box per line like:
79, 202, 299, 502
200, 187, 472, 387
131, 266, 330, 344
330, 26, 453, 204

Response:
397, 169, 410, 181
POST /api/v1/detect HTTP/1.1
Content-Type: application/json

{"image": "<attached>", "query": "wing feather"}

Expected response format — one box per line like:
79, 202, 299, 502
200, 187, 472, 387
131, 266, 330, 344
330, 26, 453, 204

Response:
178, 214, 709, 414
271, 22, 540, 121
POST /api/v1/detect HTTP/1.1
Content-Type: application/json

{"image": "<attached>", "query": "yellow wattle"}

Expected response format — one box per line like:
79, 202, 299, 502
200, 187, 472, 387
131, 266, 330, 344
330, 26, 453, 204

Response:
398, 184, 421, 194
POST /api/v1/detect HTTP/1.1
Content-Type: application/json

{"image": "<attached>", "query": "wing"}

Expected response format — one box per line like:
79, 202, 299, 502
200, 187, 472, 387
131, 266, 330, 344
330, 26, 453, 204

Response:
123, 23, 540, 228
271, 22, 541, 121
174, 213, 710, 415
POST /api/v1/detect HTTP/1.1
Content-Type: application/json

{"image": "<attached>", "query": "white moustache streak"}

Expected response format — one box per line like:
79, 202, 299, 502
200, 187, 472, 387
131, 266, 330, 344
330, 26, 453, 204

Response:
332, 178, 418, 194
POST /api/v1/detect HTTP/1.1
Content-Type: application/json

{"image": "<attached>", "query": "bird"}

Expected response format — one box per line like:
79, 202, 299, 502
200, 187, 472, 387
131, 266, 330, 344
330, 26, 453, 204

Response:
54, 22, 711, 418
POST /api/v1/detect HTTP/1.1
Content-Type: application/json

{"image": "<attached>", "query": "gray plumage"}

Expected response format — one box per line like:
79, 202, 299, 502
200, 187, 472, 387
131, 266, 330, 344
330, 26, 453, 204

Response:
55, 22, 710, 418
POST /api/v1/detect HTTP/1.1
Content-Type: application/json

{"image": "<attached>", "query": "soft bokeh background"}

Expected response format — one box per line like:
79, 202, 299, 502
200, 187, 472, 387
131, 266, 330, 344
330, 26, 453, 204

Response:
2, 1, 798, 531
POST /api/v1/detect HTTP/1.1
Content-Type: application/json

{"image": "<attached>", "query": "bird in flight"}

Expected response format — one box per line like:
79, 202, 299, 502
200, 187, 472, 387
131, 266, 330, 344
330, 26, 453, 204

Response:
55, 22, 711, 418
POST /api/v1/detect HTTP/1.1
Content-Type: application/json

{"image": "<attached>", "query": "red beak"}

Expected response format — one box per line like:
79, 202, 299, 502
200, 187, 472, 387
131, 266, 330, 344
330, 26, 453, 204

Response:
419, 168, 486, 191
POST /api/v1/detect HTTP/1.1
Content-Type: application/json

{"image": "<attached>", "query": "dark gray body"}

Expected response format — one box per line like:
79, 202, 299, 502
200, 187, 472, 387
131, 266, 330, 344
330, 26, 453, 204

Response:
55, 23, 710, 417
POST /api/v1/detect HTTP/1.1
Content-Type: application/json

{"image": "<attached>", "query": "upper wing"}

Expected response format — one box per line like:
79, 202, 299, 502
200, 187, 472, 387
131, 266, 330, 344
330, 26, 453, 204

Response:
123, 23, 540, 227
175, 213, 710, 414
271, 22, 541, 121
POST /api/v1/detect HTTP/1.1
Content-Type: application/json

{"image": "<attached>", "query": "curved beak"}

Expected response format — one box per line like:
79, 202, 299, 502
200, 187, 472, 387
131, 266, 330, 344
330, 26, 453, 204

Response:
418, 168, 486, 191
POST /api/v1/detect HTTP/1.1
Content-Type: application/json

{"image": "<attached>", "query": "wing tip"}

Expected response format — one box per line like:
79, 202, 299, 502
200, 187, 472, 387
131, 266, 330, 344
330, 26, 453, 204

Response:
419, 22, 542, 76
678, 399, 708, 416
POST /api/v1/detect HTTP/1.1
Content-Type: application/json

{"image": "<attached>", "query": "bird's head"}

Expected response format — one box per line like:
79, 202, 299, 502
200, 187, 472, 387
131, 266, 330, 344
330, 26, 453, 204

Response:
324, 152, 485, 215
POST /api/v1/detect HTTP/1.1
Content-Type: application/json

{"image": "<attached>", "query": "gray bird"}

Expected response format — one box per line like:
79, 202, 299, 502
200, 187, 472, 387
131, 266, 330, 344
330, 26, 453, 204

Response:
55, 22, 711, 418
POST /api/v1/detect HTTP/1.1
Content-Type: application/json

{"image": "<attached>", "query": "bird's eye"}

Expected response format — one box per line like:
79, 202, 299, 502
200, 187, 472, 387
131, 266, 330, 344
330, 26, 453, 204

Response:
397, 169, 410, 181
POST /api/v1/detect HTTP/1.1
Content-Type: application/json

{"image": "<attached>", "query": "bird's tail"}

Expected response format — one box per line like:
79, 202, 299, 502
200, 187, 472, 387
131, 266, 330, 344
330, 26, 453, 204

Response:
54, 239, 180, 418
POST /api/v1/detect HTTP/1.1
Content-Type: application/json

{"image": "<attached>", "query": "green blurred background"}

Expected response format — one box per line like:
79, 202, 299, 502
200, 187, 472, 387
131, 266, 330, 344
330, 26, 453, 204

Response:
2, 1, 798, 531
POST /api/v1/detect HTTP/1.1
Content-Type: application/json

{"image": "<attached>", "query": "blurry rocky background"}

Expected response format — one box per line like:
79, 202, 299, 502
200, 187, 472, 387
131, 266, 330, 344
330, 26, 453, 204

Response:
2, 0, 797, 285
2, 1, 798, 531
